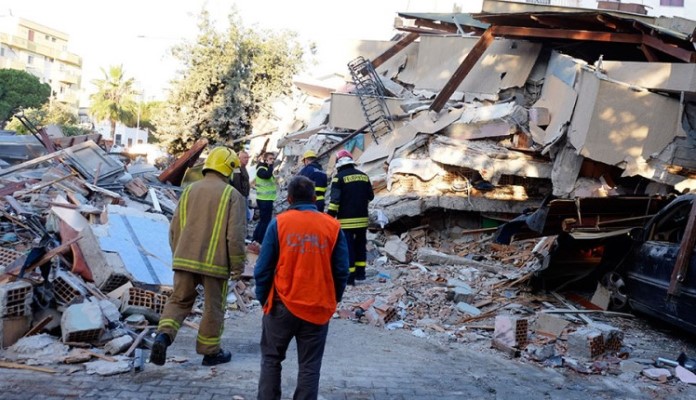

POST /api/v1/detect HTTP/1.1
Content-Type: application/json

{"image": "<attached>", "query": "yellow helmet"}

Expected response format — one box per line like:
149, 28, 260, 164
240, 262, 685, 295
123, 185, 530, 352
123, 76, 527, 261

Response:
202, 147, 239, 177
302, 150, 317, 160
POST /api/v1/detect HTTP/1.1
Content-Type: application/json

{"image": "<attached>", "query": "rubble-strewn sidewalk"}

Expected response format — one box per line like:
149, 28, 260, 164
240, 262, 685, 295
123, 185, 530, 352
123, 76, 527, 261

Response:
2, 309, 694, 400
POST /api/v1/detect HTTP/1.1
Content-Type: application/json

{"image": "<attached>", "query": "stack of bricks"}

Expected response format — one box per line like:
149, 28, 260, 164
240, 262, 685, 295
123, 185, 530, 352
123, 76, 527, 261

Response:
567, 327, 606, 359
0, 247, 24, 272
120, 287, 168, 322
0, 281, 33, 318
0, 281, 33, 348
52, 270, 88, 305
591, 322, 624, 353
494, 315, 529, 349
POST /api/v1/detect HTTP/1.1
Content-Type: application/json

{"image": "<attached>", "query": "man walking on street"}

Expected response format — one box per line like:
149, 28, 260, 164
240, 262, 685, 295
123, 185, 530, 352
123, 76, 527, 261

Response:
255, 176, 349, 400
298, 150, 328, 212
327, 149, 374, 285
252, 152, 277, 246
151, 146, 247, 367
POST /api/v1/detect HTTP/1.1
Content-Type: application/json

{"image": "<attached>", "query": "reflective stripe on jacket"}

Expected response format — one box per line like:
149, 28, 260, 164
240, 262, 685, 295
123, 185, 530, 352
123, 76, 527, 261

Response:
298, 161, 328, 201
256, 164, 277, 201
169, 173, 247, 279
328, 165, 374, 229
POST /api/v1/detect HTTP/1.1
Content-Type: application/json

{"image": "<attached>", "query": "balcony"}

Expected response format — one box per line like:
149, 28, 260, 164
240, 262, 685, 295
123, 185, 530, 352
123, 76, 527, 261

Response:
0, 33, 82, 66
58, 72, 81, 85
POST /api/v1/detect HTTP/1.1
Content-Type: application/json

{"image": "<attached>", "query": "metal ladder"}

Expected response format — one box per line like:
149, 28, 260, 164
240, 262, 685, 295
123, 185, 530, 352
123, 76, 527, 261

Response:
347, 56, 393, 144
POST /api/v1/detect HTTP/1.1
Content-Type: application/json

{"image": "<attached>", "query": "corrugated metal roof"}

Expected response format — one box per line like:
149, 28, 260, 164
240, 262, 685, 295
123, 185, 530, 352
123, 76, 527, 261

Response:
397, 12, 490, 30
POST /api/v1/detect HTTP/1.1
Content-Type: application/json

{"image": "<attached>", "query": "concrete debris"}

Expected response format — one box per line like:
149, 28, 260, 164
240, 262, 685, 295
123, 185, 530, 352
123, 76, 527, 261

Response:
84, 356, 132, 376
642, 368, 672, 382
2, 2, 696, 390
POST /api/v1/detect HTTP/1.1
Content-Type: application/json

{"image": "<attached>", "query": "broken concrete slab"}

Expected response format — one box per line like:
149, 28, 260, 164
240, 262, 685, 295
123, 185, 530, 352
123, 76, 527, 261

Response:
429, 136, 552, 185
416, 247, 500, 273
104, 335, 134, 355
384, 235, 409, 263
84, 356, 131, 376
568, 69, 685, 172
456, 302, 481, 316
533, 313, 569, 338
642, 367, 671, 382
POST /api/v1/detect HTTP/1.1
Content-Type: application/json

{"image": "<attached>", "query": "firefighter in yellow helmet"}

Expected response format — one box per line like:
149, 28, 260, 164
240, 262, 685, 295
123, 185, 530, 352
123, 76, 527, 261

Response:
152, 146, 247, 367
298, 149, 328, 212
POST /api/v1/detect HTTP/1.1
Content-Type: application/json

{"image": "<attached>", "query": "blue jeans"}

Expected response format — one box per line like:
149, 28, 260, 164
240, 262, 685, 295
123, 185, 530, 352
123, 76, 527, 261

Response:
258, 301, 329, 400
253, 200, 274, 244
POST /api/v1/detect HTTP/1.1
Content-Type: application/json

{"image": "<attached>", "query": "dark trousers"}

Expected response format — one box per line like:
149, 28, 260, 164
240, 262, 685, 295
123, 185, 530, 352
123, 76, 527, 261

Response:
258, 302, 329, 400
343, 227, 367, 279
253, 199, 274, 244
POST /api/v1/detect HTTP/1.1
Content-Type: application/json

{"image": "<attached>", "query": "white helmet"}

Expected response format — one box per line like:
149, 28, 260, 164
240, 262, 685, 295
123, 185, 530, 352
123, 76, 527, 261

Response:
335, 149, 354, 168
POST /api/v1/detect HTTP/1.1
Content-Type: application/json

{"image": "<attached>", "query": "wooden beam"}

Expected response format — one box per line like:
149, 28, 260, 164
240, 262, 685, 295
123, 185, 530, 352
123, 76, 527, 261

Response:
490, 25, 642, 43
668, 200, 696, 295
396, 26, 457, 36
430, 29, 494, 113
640, 43, 660, 62
372, 32, 420, 69
642, 34, 696, 63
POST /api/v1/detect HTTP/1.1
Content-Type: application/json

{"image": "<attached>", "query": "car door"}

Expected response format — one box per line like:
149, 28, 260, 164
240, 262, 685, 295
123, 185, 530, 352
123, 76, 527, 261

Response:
625, 196, 696, 334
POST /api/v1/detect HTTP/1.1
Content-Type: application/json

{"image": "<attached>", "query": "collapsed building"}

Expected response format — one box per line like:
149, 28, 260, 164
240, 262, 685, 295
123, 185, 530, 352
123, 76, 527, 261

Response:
1, 0, 695, 384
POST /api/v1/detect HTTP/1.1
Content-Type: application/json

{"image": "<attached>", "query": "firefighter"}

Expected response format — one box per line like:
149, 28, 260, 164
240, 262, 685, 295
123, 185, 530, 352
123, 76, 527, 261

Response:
327, 149, 374, 285
151, 146, 247, 367
298, 149, 328, 212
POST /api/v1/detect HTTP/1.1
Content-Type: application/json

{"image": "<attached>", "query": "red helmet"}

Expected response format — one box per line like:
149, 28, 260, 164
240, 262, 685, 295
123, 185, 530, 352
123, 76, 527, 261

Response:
336, 149, 353, 160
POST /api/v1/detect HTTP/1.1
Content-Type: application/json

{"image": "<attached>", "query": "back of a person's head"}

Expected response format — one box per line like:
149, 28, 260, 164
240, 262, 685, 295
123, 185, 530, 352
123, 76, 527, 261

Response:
288, 176, 315, 203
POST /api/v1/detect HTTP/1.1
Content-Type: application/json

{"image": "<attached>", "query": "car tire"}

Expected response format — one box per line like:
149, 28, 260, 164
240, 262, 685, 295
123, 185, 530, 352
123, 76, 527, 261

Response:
602, 271, 630, 311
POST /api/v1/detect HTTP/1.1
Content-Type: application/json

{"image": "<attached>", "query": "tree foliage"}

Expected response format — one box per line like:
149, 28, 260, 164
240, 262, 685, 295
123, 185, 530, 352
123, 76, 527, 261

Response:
154, 10, 304, 154
0, 69, 51, 128
89, 65, 138, 138
6, 102, 90, 136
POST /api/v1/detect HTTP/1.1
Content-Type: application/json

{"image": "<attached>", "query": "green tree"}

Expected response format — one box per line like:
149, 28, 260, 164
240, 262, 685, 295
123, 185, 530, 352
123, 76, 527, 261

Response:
6, 102, 91, 136
89, 65, 138, 139
154, 9, 304, 153
0, 69, 51, 128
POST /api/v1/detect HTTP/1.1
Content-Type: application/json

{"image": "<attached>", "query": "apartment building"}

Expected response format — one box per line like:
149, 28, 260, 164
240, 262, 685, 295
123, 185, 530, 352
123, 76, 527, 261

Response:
0, 16, 82, 110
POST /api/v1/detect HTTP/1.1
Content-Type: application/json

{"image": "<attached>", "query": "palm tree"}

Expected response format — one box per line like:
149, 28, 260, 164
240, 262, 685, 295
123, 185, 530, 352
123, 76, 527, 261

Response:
89, 65, 138, 140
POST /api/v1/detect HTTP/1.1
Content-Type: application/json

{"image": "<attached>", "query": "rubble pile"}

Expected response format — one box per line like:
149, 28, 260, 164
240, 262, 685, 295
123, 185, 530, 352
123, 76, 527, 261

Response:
0, 138, 254, 375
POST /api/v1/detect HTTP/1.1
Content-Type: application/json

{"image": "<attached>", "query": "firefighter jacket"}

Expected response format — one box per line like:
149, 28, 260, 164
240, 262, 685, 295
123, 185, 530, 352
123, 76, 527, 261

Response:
327, 164, 374, 229
255, 162, 277, 201
254, 203, 349, 325
298, 160, 328, 202
170, 172, 247, 279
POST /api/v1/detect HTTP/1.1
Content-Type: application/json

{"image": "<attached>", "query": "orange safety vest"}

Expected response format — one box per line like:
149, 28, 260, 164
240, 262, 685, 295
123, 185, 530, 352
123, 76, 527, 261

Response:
263, 209, 341, 325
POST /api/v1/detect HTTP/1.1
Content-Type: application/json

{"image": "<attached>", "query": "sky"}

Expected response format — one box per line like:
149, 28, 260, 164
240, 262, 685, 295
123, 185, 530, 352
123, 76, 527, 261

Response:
0, 0, 483, 104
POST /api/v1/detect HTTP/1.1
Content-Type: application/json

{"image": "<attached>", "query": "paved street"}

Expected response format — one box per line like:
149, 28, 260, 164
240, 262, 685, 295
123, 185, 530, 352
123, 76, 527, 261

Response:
1, 305, 695, 400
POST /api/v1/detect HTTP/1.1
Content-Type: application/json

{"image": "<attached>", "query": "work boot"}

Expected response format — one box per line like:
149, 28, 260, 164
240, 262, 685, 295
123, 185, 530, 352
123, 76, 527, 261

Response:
150, 333, 171, 366
355, 266, 366, 281
202, 349, 232, 366
347, 272, 356, 286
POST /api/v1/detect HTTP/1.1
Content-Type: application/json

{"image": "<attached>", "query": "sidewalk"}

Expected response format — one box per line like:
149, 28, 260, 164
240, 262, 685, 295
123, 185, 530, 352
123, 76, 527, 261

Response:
1, 308, 694, 400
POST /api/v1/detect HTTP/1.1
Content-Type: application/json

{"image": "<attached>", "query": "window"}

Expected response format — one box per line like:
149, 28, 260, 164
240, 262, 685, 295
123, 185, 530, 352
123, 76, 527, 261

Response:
127, 138, 133, 147
660, 0, 684, 6
137, 139, 144, 145
115, 134, 122, 145
0, 48, 4, 57
27, 55, 33, 64
28, 30, 34, 41
45, 34, 50, 40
